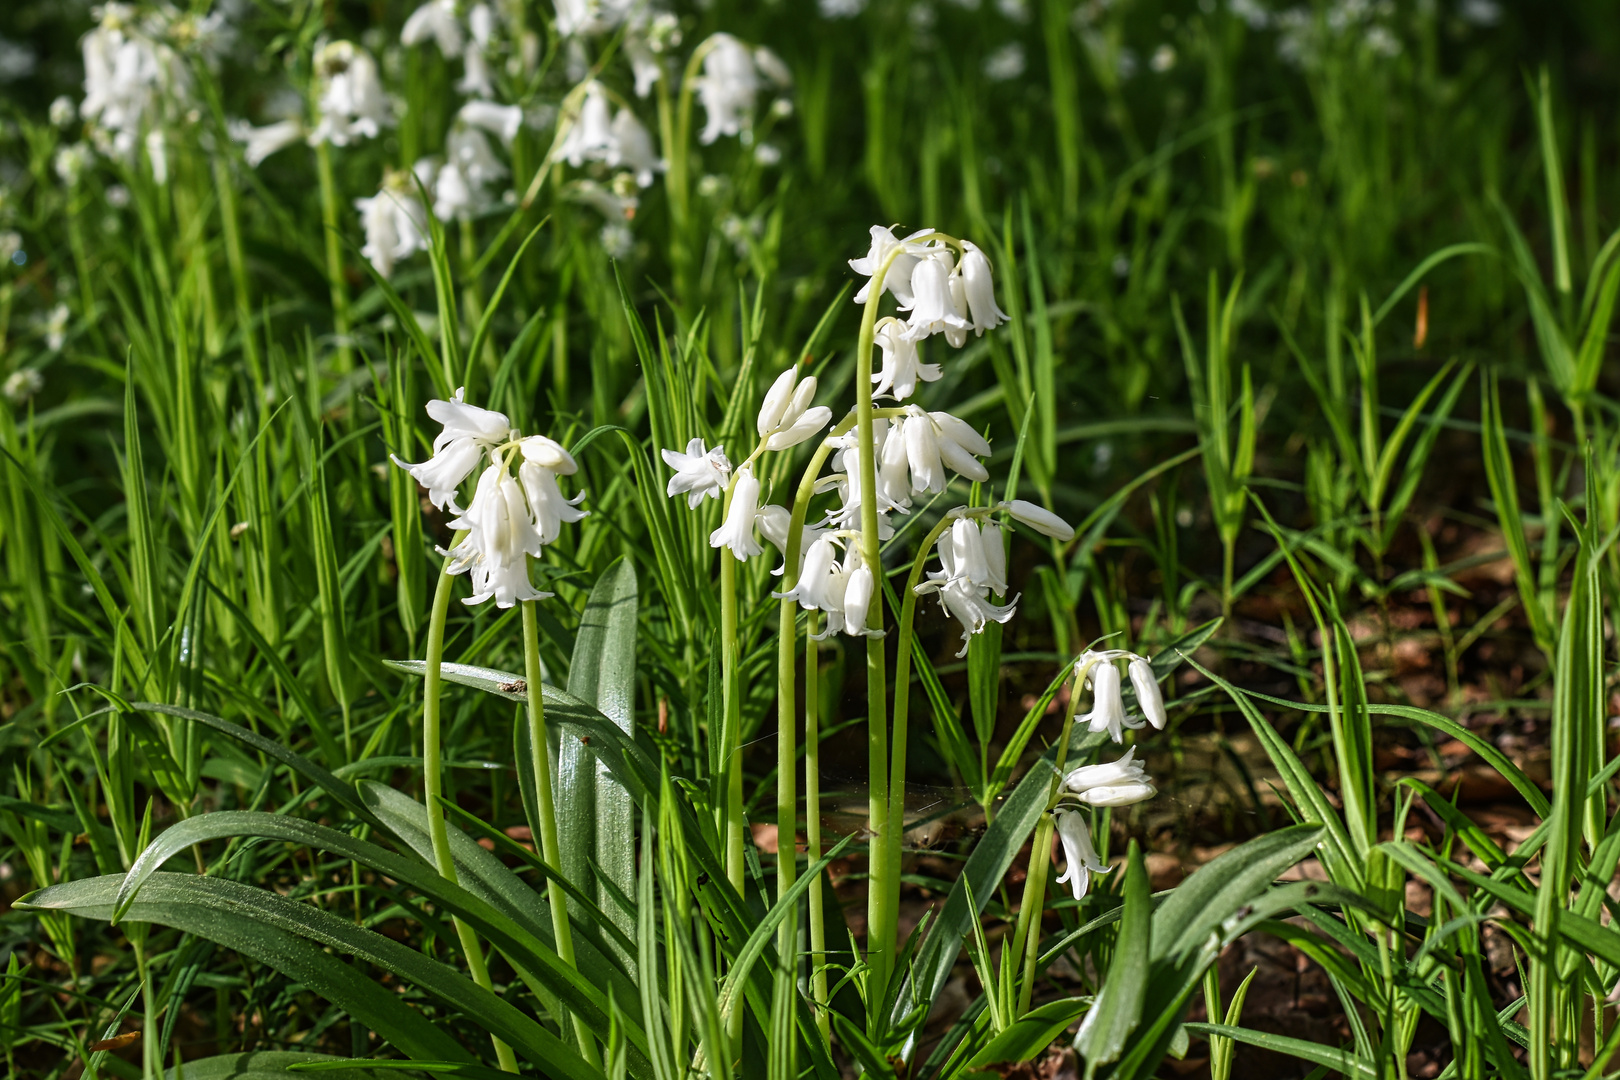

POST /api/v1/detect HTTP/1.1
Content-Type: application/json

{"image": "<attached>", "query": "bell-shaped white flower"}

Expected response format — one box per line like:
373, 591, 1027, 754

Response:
959, 241, 1008, 334
608, 108, 663, 187
1001, 499, 1076, 542
756, 505, 828, 578
695, 34, 759, 144
556, 82, 616, 166
904, 249, 971, 341
1128, 655, 1168, 730
519, 434, 579, 475
849, 225, 931, 307
433, 160, 473, 221
930, 410, 991, 483
1064, 746, 1155, 806
872, 320, 941, 401
444, 465, 551, 608
661, 437, 731, 507
391, 388, 513, 512
841, 560, 881, 638
877, 419, 914, 510
981, 522, 1008, 595
773, 534, 843, 609
519, 459, 589, 545
756, 368, 832, 451
457, 42, 495, 98
916, 519, 1019, 657
1053, 810, 1111, 902
459, 100, 524, 144
902, 409, 946, 494
709, 465, 764, 559
757, 368, 800, 436
1082, 659, 1140, 743
447, 124, 506, 188
230, 118, 305, 167
310, 42, 391, 146
355, 167, 431, 279
402, 0, 464, 55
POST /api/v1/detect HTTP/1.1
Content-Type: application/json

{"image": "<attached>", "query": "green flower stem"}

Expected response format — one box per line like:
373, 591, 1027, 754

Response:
855, 234, 954, 1018
779, 417, 852, 1042
1011, 656, 1088, 1019
804, 611, 830, 1041
881, 511, 963, 978
775, 558, 798, 937
314, 141, 353, 374
422, 537, 518, 1074
521, 599, 600, 1067
720, 545, 744, 894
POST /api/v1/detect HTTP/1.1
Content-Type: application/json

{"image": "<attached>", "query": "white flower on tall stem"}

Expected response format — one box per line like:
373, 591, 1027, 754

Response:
395, 392, 587, 609
1081, 656, 1132, 741
915, 516, 1018, 657
229, 118, 306, 167
309, 41, 391, 146
518, 436, 588, 544
355, 164, 431, 278
401, 0, 464, 55
1053, 810, 1111, 901
756, 505, 828, 577
891, 406, 991, 494
872, 319, 941, 401
904, 248, 971, 342
958, 241, 1008, 334
1000, 498, 1076, 541
756, 368, 832, 451
710, 465, 764, 559
1063, 746, 1155, 806
694, 34, 789, 144
81, 4, 177, 165
459, 100, 523, 144
661, 437, 731, 507
1128, 656, 1168, 730
444, 463, 550, 607
555, 82, 663, 188
390, 387, 513, 513
849, 225, 931, 307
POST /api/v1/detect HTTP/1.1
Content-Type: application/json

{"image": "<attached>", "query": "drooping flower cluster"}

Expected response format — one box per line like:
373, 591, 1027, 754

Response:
392, 390, 586, 608
79, 3, 200, 177
1052, 651, 1168, 901
659, 367, 836, 572
354, 164, 432, 279
401, 0, 500, 98
694, 34, 793, 145
309, 41, 391, 147
850, 228, 1009, 401
554, 82, 664, 189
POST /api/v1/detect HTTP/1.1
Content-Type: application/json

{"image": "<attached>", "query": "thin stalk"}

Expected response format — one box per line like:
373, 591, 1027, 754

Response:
314, 141, 353, 373
521, 600, 600, 1067
1012, 659, 1087, 1017
775, 561, 798, 949
720, 547, 744, 895
422, 539, 518, 1074
780, 419, 852, 1044
883, 511, 962, 983
804, 611, 829, 1042
856, 234, 954, 1019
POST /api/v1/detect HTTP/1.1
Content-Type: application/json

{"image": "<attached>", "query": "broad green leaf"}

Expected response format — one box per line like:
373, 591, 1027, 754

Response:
1077, 843, 1152, 1071
21, 876, 478, 1067
563, 557, 639, 966
964, 997, 1089, 1074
